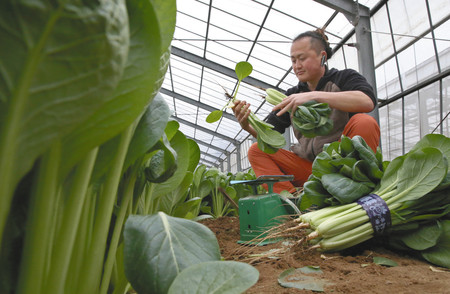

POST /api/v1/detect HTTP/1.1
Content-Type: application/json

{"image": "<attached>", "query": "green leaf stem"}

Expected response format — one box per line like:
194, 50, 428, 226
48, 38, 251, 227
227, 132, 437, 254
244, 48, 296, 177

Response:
0, 0, 129, 245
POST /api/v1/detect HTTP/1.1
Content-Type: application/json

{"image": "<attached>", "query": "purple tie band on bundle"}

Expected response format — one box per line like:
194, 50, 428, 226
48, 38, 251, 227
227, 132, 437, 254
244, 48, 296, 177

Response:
357, 194, 391, 235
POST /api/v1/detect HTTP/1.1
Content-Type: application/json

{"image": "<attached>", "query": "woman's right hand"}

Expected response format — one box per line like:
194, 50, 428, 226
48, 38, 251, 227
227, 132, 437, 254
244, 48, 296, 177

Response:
231, 100, 256, 136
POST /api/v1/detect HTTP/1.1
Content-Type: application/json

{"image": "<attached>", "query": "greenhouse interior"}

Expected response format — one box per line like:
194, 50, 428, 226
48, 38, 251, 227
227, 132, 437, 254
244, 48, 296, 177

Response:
163, 0, 449, 172
1, 0, 450, 294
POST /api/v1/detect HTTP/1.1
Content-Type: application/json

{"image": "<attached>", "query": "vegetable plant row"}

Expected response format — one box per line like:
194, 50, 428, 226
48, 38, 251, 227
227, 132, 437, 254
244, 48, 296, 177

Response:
0, 1, 259, 294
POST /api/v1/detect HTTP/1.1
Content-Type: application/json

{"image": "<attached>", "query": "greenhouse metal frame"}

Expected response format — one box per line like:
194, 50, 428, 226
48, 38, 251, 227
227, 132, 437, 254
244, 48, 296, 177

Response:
161, 0, 449, 171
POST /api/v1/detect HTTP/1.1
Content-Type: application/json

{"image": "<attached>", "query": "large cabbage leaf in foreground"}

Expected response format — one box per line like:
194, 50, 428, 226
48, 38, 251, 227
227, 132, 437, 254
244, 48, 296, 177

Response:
0, 1, 129, 231
0, 0, 177, 293
124, 213, 258, 294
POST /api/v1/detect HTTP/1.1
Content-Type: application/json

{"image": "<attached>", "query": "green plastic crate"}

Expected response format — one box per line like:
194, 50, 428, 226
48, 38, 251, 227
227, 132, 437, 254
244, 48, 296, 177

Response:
238, 193, 288, 244
230, 175, 294, 245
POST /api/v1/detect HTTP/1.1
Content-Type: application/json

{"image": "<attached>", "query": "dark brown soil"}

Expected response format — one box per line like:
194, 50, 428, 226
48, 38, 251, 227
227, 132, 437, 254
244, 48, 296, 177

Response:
200, 216, 450, 294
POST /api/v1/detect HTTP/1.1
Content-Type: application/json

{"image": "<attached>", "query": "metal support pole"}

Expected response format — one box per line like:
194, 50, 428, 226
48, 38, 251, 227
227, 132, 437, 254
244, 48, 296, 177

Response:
315, 0, 379, 123
236, 144, 242, 171
355, 14, 379, 123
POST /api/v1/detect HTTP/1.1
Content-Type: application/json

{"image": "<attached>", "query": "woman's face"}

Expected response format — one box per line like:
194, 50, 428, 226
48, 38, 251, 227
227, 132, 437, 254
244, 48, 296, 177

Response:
290, 37, 324, 86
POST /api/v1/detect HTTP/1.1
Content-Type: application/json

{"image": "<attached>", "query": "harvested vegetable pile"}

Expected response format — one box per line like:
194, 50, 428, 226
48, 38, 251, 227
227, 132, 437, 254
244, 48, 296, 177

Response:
271, 133, 450, 268
299, 135, 384, 209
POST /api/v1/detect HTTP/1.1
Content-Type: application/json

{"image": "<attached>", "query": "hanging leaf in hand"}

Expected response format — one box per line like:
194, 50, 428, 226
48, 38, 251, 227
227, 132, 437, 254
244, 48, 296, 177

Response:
206, 62, 285, 153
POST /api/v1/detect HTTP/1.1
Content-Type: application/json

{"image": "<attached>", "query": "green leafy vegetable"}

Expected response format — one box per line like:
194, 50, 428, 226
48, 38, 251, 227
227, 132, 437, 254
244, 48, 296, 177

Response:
123, 93, 171, 172
123, 213, 220, 294
206, 61, 252, 124
291, 134, 450, 270
300, 135, 384, 209
265, 88, 333, 138
151, 126, 192, 200
0, 1, 181, 293
0, 0, 130, 246
397, 220, 443, 251
421, 220, 450, 268
59, 0, 172, 177
168, 261, 259, 294
235, 61, 253, 81
321, 173, 373, 203
206, 62, 286, 153
206, 110, 223, 123
373, 257, 398, 267
144, 133, 178, 183
278, 266, 330, 292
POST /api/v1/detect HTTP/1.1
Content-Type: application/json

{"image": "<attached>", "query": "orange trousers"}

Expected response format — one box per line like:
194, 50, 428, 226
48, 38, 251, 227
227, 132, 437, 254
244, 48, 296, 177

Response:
248, 113, 380, 193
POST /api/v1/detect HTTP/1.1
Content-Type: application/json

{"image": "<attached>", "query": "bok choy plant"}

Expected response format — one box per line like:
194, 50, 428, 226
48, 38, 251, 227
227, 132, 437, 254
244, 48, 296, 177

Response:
384, 219, 450, 268
299, 135, 385, 209
124, 213, 259, 294
206, 62, 286, 153
0, 0, 175, 293
266, 134, 449, 268
185, 165, 259, 220
265, 88, 333, 137
310, 135, 447, 249
0, 0, 131, 247
185, 164, 214, 219
200, 168, 238, 218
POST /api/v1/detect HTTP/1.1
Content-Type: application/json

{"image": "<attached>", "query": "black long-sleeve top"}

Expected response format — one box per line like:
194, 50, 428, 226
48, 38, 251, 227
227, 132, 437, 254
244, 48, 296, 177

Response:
265, 68, 376, 162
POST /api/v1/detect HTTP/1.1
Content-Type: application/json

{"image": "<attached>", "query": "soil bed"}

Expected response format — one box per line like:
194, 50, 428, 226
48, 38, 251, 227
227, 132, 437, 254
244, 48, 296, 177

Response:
200, 216, 450, 294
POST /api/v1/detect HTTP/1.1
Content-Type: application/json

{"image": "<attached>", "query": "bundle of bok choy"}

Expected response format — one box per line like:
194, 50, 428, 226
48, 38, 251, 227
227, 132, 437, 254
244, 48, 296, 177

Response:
299, 135, 385, 209
265, 88, 333, 138
206, 62, 285, 153
288, 134, 450, 268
